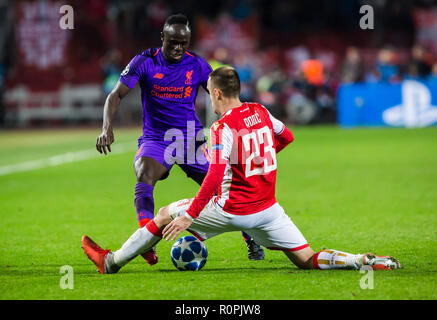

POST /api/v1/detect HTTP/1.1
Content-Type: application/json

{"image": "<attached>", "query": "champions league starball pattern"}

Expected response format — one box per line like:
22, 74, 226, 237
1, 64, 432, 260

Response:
171, 236, 208, 271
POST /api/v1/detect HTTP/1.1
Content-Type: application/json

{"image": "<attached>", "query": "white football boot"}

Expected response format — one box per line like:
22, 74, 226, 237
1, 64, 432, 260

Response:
355, 253, 402, 270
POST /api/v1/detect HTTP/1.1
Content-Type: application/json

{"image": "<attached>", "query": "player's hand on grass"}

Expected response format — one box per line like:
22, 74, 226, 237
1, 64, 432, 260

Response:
163, 216, 193, 241
96, 129, 114, 155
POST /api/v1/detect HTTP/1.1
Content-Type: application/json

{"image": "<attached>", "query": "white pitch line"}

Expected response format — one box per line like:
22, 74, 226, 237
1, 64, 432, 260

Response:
0, 141, 137, 176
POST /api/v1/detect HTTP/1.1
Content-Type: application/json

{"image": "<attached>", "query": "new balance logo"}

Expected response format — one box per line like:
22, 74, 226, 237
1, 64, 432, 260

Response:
153, 73, 164, 79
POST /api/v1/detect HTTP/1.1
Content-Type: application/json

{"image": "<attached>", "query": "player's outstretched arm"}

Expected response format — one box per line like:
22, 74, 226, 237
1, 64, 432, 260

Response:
96, 81, 131, 155
266, 109, 294, 154
275, 126, 294, 154
162, 161, 226, 241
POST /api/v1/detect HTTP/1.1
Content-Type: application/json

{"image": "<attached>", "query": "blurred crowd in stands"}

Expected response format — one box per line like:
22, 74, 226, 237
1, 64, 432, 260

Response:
2, 0, 437, 126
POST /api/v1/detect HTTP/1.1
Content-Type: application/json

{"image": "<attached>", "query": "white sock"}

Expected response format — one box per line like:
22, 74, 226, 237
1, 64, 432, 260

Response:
314, 249, 360, 270
113, 221, 162, 267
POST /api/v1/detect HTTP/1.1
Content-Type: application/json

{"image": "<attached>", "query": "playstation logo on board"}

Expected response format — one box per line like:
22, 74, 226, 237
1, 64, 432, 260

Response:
383, 80, 437, 128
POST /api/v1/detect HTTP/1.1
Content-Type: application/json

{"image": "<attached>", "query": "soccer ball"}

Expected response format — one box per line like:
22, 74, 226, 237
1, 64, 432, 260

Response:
170, 236, 208, 271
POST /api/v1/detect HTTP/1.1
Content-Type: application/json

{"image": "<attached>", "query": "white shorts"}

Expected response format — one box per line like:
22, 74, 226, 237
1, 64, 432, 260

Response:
168, 198, 309, 252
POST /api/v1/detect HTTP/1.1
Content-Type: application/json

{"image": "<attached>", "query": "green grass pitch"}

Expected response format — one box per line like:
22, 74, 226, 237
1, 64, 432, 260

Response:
0, 126, 436, 300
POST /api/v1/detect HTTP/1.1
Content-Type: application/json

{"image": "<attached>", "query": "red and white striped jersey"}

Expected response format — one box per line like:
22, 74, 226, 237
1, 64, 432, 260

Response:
186, 102, 293, 219
211, 102, 286, 214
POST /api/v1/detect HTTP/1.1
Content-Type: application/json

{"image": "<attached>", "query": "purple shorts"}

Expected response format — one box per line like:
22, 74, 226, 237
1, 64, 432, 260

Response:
134, 138, 210, 180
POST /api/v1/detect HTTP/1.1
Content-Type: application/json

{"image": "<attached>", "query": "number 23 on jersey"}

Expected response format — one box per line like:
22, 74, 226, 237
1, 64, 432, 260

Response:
241, 126, 277, 178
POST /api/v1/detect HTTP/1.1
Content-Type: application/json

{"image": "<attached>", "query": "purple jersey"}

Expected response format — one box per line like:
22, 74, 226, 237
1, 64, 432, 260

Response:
119, 48, 212, 141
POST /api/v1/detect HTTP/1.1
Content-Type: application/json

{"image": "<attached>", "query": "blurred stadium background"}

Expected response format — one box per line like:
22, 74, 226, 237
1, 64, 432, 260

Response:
1, 1, 437, 300
1, 0, 437, 129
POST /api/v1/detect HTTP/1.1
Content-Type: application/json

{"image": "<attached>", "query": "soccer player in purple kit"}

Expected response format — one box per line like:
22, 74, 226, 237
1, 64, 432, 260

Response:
95, 14, 264, 265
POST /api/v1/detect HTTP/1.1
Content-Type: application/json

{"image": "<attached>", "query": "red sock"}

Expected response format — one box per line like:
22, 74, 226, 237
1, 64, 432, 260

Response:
145, 220, 162, 238
139, 218, 151, 228
313, 251, 322, 269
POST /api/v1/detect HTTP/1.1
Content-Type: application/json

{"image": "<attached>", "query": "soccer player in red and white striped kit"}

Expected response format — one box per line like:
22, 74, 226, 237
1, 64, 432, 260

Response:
82, 67, 401, 273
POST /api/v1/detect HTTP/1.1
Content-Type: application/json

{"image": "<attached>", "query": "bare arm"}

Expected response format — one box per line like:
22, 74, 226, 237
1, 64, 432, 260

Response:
96, 81, 131, 155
